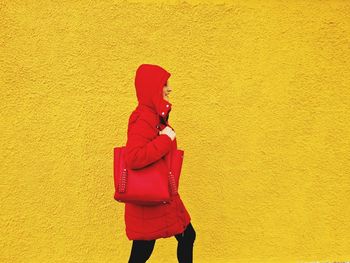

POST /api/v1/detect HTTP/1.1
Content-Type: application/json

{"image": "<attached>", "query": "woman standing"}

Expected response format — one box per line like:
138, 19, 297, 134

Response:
124, 64, 196, 263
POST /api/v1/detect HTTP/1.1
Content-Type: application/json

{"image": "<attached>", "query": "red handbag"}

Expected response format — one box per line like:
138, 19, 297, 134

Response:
113, 145, 184, 206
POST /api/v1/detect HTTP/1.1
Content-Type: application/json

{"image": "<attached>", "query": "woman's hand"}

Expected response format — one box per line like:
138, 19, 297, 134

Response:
159, 126, 176, 141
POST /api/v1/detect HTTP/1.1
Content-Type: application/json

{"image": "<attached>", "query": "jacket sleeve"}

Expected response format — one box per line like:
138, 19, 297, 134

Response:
125, 117, 173, 170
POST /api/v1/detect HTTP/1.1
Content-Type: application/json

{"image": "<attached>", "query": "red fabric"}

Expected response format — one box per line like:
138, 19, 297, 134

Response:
123, 64, 191, 240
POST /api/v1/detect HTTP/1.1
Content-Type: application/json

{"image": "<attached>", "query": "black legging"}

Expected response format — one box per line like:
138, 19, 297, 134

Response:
128, 222, 196, 263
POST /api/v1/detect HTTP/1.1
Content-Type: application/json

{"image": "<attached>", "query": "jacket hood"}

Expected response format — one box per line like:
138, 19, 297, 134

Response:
134, 64, 172, 118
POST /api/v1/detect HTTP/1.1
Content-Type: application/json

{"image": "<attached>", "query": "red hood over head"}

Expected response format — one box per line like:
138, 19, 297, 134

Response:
134, 64, 172, 117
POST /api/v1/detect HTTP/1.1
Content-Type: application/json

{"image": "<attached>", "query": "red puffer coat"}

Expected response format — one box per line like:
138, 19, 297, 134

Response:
123, 64, 191, 241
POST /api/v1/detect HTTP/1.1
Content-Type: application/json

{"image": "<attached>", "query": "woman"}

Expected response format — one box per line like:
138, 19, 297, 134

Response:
124, 64, 196, 263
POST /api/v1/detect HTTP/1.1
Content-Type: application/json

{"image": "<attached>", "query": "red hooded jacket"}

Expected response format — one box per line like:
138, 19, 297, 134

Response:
124, 64, 191, 240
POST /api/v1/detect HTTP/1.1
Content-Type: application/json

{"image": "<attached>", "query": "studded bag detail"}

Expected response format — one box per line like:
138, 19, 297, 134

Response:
165, 149, 184, 196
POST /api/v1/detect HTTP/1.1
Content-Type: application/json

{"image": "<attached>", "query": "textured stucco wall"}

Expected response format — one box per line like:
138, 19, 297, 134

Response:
1, 0, 350, 262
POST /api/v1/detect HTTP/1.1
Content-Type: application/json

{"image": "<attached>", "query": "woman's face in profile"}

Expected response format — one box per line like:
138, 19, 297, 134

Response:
163, 81, 172, 102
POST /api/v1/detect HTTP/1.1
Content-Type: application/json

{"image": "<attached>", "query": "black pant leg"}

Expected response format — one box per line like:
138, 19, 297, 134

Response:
128, 239, 156, 263
174, 222, 196, 263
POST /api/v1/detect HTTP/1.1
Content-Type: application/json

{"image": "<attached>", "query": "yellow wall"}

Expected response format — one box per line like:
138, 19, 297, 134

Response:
1, 0, 349, 262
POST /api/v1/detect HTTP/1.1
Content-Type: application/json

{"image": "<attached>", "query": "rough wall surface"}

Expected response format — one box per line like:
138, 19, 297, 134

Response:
1, 0, 349, 262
